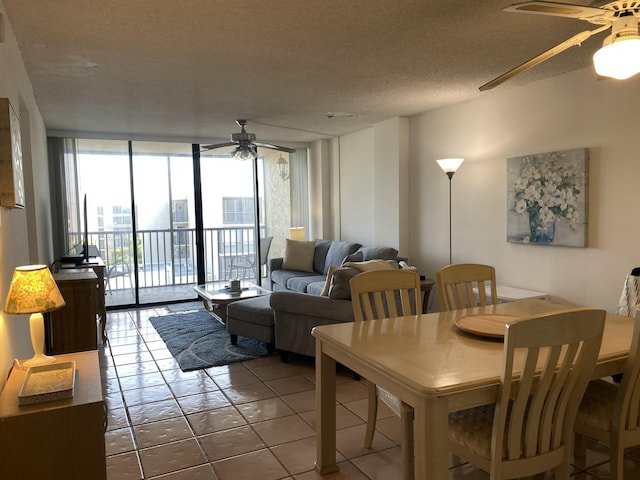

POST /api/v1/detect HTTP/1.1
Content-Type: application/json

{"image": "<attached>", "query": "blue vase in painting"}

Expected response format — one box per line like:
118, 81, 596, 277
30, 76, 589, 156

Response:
528, 208, 556, 243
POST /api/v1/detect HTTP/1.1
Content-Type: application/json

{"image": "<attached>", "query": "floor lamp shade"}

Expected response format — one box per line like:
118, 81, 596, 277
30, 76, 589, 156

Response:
436, 158, 464, 176
3, 265, 66, 366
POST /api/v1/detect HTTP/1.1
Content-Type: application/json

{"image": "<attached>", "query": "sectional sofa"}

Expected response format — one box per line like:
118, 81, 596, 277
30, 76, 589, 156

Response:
267, 239, 404, 359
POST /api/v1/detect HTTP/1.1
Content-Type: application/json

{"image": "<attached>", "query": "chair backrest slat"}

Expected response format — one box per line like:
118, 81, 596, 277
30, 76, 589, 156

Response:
350, 270, 421, 323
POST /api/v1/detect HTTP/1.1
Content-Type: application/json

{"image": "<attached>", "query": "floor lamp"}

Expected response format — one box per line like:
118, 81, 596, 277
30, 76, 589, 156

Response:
436, 158, 464, 265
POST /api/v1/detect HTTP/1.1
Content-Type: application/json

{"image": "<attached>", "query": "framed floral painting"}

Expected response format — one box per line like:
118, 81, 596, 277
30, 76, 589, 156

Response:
507, 148, 588, 247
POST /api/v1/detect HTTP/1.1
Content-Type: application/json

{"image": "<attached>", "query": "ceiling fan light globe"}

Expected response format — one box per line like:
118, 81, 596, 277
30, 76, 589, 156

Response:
232, 145, 256, 161
593, 36, 640, 80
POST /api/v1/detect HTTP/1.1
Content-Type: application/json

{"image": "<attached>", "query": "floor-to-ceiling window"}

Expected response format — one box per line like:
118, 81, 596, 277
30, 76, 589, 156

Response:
51, 137, 306, 309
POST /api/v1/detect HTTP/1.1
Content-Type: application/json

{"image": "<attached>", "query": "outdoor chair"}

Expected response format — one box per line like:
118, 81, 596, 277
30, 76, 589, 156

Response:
436, 263, 498, 311
350, 269, 421, 480
228, 236, 273, 280
448, 308, 606, 479
105, 263, 132, 293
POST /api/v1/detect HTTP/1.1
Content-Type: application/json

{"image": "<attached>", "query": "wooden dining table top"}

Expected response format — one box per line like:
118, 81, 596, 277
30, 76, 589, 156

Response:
312, 298, 634, 400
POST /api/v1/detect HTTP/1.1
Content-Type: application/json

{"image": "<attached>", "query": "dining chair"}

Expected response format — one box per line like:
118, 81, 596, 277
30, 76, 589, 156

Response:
574, 306, 640, 480
448, 308, 606, 479
350, 269, 421, 480
436, 263, 498, 311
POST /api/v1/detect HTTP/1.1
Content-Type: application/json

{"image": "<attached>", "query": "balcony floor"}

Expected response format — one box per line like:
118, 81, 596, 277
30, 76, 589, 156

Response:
106, 276, 269, 309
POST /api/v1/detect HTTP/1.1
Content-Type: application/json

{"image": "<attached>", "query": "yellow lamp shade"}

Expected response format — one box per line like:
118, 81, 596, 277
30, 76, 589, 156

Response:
4, 264, 66, 314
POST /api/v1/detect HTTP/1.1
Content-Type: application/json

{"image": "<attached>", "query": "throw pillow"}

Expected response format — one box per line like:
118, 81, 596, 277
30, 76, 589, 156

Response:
343, 259, 395, 272
282, 239, 316, 272
320, 265, 338, 296
328, 266, 360, 299
321, 251, 365, 296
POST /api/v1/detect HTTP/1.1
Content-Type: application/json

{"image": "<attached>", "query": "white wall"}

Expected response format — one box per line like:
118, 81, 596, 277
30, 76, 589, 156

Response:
339, 128, 375, 245
373, 117, 410, 254
338, 119, 410, 254
410, 67, 640, 312
0, 4, 51, 389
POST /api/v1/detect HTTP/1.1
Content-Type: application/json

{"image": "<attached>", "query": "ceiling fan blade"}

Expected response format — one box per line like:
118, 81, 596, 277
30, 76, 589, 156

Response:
255, 142, 296, 153
200, 141, 237, 152
504, 1, 606, 20
479, 25, 609, 91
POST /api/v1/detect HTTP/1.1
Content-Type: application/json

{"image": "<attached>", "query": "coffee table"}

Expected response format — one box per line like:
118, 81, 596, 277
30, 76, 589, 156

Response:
193, 280, 269, 324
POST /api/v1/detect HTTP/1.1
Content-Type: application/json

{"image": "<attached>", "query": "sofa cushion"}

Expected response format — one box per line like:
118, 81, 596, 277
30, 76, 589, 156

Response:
329, 260, 397, 300
313, 239, 332, 274
357, 246, 399, 261
271, 269, 316, 289
282, 239, 316, 272
286, 274, 327, 293
323, 241, 362, 274
227, 295, 274, 327
306, 280, 327, 296
343, 250, 364, 264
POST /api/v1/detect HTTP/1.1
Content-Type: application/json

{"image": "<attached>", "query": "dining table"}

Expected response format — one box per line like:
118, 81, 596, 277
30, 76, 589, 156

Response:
312, 298, 634, 480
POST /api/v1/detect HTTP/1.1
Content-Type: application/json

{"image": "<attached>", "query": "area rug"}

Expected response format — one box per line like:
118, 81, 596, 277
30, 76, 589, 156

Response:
150, 309, 270, 371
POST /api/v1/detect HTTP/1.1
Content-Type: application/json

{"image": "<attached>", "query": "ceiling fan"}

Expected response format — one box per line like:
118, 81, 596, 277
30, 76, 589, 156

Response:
480, 1, 640, 91
201, 119, 295, 160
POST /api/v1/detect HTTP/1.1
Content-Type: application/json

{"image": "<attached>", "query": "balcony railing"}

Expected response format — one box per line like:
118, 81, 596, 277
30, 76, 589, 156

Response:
69, 226, 264, 293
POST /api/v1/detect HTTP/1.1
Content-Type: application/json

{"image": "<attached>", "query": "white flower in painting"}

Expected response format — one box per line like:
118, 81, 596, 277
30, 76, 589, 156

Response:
539, 206, 556, 224
515, 199, 527, 214
513, 177, 529, 191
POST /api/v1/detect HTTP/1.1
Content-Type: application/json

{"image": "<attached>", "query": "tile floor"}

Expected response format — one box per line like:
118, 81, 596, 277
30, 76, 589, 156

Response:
101, 303, 640, 479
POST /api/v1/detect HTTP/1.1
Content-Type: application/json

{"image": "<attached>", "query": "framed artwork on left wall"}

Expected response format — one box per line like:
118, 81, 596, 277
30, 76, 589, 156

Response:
0, 98, 24, 208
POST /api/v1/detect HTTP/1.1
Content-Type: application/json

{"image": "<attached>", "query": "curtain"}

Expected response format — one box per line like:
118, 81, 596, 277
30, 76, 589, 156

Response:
289, 148, 309, 234
47, 137, 80, 257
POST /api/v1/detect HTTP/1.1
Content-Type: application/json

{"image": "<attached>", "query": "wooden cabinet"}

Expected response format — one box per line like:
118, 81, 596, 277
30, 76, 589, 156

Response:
47, 269, 100, 354
0, 351, 106, 480
59, 258, 107, 342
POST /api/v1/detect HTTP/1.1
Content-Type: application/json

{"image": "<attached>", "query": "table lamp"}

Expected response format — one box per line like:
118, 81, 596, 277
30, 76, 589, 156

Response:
3, 265, 66, 366
288, 227, 305, 241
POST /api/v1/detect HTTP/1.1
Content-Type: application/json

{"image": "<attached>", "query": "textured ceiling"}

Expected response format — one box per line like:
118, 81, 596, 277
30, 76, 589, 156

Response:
2, 0, 606, 145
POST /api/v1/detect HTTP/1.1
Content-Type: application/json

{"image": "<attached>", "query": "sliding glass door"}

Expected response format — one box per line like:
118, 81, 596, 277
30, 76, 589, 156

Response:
75, 139, 134, 308
63, 138, 304, 308
131, 142, 196, 304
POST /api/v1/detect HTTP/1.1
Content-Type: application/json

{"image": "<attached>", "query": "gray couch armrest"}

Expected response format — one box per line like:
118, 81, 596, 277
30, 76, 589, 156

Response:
268, 257, 284, 290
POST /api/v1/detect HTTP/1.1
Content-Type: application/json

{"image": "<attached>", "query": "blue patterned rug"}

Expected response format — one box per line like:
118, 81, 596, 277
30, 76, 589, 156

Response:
149, 309, 270, 371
